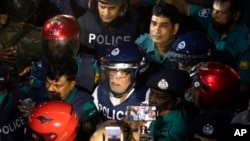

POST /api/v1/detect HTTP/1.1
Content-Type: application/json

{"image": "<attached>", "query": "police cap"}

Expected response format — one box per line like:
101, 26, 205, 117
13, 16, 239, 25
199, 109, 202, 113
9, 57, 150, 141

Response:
146, 68, 192, 98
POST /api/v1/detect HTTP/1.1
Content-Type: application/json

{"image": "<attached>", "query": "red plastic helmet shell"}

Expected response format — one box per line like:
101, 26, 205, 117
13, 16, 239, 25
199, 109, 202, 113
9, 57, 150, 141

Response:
197, 62, 240, 108
28, 101, 79, 141
41, 14, 80, 59
42, 14, 80, 39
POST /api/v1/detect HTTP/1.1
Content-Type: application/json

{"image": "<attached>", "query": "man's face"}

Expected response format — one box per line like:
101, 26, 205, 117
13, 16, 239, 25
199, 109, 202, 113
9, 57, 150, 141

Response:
108, 70, 131, 94
212, 1, 234, 33
150, 15, 179, 45
46, 39, 71, 59
46, 75, 75, 100
149, 88, 174, 112
98, 2, 121, 24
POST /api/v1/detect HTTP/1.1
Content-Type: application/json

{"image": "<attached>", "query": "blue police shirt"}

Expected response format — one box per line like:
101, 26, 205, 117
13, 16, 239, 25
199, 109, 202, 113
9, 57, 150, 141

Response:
135, 34, 176, 69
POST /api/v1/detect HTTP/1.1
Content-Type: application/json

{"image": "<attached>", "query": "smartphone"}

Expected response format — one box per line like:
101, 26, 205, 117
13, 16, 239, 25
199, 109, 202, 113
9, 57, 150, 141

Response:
104, 126, 123, 141
126, 105, 157, 121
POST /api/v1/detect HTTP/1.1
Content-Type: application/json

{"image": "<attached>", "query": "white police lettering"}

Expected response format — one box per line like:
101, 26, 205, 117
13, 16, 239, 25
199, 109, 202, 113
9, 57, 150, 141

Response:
234, 129, 247, 136
98, 104, 125, 120
89, 33, 131, 45
0, 116, 25, 134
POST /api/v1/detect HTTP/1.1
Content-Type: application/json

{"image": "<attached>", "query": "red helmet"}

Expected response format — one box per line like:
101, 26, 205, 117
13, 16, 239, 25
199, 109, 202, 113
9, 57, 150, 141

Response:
42, 14, 80, 59
28, 101, 79, 141
193, 62, 240, 108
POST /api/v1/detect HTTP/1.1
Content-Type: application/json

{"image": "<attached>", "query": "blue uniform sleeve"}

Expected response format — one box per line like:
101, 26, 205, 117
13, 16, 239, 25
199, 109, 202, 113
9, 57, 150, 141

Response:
79, 99, 99, 139
189, 5, 212, 30
237, 50, 250, 83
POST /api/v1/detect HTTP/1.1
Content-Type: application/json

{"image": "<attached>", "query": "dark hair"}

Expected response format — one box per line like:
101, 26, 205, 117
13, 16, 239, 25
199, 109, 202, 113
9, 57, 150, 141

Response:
214, 0, 245, 14
47, 57, 78, 82
152, 2, 180, 24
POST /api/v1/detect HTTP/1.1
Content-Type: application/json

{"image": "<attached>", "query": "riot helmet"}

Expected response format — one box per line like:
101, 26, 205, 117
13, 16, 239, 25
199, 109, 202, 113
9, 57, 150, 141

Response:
168, 31, 215, 72
192, 62, 240, 108
42, 15, 80, 60
28, 101, 79, 141
4, 0, 36, 22
100, 42, 149, 98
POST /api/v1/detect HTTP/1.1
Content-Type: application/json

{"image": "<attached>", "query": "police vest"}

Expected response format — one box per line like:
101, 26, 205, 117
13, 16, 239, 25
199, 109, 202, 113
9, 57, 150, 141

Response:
0, 88, 27, 140
97, 85, 148, 121
78, 11, 139, 58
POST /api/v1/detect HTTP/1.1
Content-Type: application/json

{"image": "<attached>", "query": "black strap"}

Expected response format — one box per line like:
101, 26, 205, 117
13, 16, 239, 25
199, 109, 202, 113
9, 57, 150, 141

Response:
76, 53, 95, 93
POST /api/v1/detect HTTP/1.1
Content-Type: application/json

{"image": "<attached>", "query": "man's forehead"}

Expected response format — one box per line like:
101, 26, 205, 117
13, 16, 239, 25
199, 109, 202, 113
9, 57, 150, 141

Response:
151, 15, 171, 23
213, 0, 231, 9
47, 76, 68, 83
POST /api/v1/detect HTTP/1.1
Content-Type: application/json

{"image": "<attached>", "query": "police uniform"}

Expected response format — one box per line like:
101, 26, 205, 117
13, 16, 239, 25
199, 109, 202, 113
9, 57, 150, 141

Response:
0, 88, 28, 141
25, 54, 99, 104
146, 68, 192, 141
0, 61, 27, 141
135, 34, 177, 69
78, 9, 139, 58
92, 84, 148, 121
20, 56, 99, 140
63, 87, 99, 140
189, 5, 250, 84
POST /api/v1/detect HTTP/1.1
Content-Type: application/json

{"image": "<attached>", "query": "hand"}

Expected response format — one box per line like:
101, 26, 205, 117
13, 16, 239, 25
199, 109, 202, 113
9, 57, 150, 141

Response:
0, 46, 17, 70
17, 98, 36, 117
19, 65, 32, 77
96, 119, 118, 129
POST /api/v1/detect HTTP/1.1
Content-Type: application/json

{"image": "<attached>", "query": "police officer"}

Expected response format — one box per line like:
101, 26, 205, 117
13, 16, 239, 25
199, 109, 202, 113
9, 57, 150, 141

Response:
45, 57, 99, 140
146, 68, 192, 141
168, 31, 215, 73
92, 42, 150, 121
21, 15, 99, 106
135, 2, 180, 70
0, 60, 28, 140
167, 31, 217, 121
164, 0, 250, 110
78, 0, 141, 59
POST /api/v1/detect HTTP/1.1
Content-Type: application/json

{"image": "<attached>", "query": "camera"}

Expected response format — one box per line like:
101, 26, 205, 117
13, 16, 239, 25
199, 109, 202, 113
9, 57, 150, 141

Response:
126, 105, 158, 121
104, 126, 124, 141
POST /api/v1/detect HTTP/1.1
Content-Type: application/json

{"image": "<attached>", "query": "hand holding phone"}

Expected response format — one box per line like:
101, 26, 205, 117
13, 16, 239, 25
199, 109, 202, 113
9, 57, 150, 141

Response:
104, 126, 123, 141
126, 105, 157, 121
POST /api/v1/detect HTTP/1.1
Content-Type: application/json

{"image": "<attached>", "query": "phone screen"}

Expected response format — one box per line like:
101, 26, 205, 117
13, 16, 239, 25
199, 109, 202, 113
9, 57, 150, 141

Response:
104, 126, 123, 141
126, 105, 157, 121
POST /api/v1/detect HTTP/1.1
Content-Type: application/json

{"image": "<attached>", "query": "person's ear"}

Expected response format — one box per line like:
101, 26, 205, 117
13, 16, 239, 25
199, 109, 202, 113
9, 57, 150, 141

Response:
69, 81, 76, 90
173, 23, 179, 36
